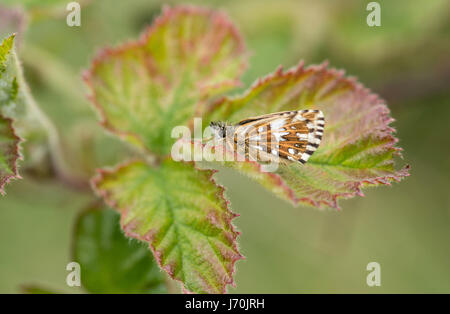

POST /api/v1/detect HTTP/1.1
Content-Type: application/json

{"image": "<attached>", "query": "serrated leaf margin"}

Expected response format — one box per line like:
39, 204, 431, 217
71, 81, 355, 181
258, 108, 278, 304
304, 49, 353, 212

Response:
90, 159, 244, 293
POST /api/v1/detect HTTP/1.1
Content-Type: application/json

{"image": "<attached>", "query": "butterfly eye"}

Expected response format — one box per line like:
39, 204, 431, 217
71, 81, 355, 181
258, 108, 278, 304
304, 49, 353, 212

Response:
229, 110, 324, 164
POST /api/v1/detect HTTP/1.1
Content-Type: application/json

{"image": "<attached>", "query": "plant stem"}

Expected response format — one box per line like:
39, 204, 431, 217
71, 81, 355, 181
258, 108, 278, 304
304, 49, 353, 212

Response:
13, 49, 89, 190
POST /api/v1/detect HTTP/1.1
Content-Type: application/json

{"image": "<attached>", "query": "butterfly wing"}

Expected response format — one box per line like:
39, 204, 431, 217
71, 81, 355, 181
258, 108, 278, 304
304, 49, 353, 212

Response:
233, 110, 324, 164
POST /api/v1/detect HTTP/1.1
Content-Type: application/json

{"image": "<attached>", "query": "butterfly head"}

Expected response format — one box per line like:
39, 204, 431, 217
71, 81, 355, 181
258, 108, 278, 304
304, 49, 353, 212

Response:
209, 121, 230, 139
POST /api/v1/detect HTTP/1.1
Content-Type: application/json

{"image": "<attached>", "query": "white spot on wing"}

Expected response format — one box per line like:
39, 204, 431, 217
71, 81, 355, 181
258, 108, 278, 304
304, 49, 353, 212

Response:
270, 119, 286, 130
297, 133, 308, 140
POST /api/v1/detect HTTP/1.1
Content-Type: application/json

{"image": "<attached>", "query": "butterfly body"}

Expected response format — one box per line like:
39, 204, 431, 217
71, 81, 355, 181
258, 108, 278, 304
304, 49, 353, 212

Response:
210, 110, 324, 164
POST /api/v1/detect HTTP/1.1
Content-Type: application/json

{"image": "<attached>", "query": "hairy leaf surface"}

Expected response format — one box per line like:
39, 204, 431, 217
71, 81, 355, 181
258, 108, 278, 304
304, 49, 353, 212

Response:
205, 62, 410, 209
0, 5, 26, 45
0, 115, 21, 194
21, 285, 58, 294
92, 159, 242, 294
73, 206, 167, 293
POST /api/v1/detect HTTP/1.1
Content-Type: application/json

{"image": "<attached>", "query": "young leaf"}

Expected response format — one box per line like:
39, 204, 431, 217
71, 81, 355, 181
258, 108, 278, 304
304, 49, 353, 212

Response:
0, 33, 14, 63
205, 62, 410, 209
73, 206, 167, 294
84, 5, 247, 155
0, 35, 22, 194
1, 32, 78, 187
92, 159, 242, 294
0, 0, 87, 10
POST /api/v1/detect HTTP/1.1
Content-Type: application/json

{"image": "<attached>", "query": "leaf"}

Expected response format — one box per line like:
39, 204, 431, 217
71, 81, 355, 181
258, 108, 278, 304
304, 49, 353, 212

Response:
0, 34, 20, 119
205, 62, 410, 209
0, 34, 14, 68
0, 33, 28, 116
85, 5, 245, 294
0, 35, 22, 194
1, 0, 88, 10
72, 205, 167, 294
84, 5, 247, 155
92, 159, 242, 294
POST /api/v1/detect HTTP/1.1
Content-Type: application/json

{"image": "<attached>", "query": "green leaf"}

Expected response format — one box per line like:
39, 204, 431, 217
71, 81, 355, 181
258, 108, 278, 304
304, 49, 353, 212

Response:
1, 0, 85, 9
0, 34, 14, 69
205, 62, 410, 209
84, 5, 247, 155
72, 205, 167, 294
0, 34, 21, 116
21, 285, 58, 294
0, 35, 22, 194
1, 32, 69, 185
92, 159, 242, 294
0, 6, 26, 45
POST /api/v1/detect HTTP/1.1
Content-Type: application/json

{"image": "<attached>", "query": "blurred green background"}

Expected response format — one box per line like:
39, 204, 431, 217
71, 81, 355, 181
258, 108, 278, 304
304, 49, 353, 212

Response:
0, 0, 449, 293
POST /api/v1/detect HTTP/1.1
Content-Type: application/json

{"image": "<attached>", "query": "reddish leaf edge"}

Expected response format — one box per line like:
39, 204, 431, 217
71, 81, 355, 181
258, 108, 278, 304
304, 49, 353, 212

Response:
83, 4, 248, 152
90, 158, 244, 294
68, 202, 105, 294
212, 149, 409, 210
204, 61, 410, 210
0, 115, 23, 195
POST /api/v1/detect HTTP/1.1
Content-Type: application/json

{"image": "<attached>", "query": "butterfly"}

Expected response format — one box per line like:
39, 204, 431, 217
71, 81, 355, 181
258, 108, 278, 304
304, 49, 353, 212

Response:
209, 109, 324, 164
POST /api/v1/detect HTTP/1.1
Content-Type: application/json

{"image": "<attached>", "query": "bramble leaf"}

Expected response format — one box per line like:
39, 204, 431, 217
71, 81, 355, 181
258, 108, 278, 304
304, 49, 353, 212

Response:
0, 35, 17, 106
205, 62, 410, 209
0, 5, 26, 45
92, 159, 242, 294
0, 34, 14, 63
21, 285, 58, 294
84, 5, 247, 155
73, 206, 167, 294
1, 0, 86, 10
0, 35, 22, 194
